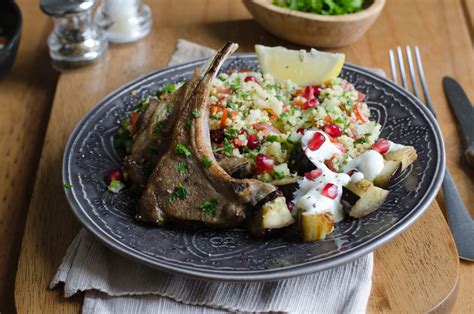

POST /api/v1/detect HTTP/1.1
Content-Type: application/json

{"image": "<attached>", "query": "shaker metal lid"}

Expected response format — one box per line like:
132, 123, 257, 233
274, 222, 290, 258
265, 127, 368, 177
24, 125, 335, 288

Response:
40, 0, 96, 16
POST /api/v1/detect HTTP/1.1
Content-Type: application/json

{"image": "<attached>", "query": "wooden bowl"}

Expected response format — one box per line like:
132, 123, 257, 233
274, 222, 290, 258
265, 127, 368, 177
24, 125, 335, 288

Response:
243, 0, 385, 48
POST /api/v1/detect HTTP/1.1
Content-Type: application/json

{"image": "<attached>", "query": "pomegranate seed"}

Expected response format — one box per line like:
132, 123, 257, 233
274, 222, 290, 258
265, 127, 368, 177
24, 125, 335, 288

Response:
304, 168, 323, 180
297, 128, 305, 135
323, 123, 342, 137
372, 138, 390, 154
321, 183, 338, 199
313, 86, 320, 97
303, 99, 318, 110
255, 154, 274, 174
210, 129, 225, 143
247, 134, 259, 150
303, 86, 315, 100
308, 132, 326, 151
105, 169, 123, 184
244, 76, 257, 83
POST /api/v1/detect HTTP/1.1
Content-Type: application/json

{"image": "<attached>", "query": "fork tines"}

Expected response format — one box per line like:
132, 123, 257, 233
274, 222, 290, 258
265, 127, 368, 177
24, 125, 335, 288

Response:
389, 46, 436, 116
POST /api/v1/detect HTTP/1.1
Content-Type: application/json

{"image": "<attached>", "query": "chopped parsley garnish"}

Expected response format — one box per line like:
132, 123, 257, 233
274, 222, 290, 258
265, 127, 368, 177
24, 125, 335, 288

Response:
202, 156, 212, 168
176, 144, 191, 157
157, 83, 177, 96
177, 162, 187, 175
154, 120, 167, 133
227, 102, 238, 111
138, 98, 150, 111
239, 90, 250, 98
354, 137, 367, 145
192, 110, 201, 118
265, 134, 279, 142
200, 198, 219, 216
166, 103, 173, 113
173, 184, 187, 199
167, 183, 188, 203
108, 180, 125, 193
230, 76, 242, 92
63, 183, 73, 189
333, 117, 345, 125
224, 128, 239, 139
274, 171, 285, 180
223, 138, 233, 157
114, 128, 132, 152
165, 83, 176, 93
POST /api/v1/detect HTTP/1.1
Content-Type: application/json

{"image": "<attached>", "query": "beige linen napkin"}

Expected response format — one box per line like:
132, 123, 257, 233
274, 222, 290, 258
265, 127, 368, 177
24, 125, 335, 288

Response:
51, 39, 374, 314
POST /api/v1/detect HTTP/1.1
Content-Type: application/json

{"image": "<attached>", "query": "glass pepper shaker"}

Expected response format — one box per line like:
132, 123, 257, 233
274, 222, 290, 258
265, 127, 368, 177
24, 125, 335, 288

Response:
40, 0, 107, 67
95, 0, 152, 44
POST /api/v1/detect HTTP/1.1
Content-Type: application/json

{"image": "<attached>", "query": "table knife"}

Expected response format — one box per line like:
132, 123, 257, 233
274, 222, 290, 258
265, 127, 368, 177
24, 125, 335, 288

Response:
443, 76, 474, 168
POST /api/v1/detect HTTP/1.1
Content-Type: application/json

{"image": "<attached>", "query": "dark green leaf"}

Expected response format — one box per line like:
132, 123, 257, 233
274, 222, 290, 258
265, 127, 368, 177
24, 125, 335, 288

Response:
354, 137, 367, 145
200, 198, 219, 216
177, 162, 187, 174
223, 139, 233, 157
224, 128, 239, 139
154, 120, 167, 133
202, 156, 212, 168
176, 144, 192, 157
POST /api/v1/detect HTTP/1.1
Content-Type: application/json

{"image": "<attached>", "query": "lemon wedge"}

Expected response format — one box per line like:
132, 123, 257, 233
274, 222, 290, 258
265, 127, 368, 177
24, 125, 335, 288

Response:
255, 45, 345, 86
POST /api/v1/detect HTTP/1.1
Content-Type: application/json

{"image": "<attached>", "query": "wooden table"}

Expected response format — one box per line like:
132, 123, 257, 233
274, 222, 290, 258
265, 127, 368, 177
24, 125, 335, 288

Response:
6, 0, 473, 312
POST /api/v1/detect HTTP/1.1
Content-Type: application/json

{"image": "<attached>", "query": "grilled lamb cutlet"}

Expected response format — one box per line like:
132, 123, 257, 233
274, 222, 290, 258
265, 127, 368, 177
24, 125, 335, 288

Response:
123, 76, 251, 188
137, 42, 276, 226
122, 77, 199, 189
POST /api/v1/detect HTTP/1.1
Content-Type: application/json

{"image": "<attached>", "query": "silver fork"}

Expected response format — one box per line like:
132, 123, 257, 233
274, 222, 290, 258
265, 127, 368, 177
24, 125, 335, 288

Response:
389, 46, 474, 261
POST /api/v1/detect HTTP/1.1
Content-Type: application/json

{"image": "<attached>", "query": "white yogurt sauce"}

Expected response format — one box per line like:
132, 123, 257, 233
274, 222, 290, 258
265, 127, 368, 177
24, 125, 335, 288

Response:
388, 140, 405, 152
293, 131, 389, 222
343, 150, 385, 181
350, 172, 365, 183
294, 131, 350, 222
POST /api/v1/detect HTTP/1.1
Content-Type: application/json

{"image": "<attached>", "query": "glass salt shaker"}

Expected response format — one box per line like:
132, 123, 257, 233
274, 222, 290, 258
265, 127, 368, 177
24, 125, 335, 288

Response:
95, 0, 152, 44
40, 0, 107, 67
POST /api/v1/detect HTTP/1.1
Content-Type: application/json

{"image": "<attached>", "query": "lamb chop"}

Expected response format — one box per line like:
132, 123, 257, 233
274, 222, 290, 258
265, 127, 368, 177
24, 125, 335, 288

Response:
122, 77, 200, 189
137, 42, 277, 226
123, 70, 252, 189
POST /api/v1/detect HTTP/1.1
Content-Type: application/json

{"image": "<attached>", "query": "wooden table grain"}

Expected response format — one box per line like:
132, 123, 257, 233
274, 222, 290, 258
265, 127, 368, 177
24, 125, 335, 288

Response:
11, 0, 474, 312
0, 1, 58, 312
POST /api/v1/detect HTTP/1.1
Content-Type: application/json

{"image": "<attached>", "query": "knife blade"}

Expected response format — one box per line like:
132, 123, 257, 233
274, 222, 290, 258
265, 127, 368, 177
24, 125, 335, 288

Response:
443, 76, 474, 168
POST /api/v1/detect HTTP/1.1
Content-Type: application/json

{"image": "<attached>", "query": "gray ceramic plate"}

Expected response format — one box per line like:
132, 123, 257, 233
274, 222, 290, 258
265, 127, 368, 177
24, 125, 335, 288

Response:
63, 55, 445, 282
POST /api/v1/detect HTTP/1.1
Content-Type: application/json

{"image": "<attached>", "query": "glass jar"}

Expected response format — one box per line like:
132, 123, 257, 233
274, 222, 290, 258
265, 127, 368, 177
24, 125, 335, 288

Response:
41, 0, 107, 67
95, 0, 152, 44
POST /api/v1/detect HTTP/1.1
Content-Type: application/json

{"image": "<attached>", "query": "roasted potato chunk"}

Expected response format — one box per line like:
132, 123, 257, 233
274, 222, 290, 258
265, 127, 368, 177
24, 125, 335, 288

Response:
343, 179, 389, 218
301, 212, 334, 242
384, 146, 417, 171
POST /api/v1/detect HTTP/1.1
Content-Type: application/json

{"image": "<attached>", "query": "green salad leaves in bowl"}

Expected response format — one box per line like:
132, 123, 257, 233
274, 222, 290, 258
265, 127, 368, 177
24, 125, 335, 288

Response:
244, 0, 385, 48
273, 0, 366, 16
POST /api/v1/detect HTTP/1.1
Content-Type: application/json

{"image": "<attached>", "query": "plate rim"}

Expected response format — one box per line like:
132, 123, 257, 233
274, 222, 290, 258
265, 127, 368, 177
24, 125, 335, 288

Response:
63, 54, 446, 282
